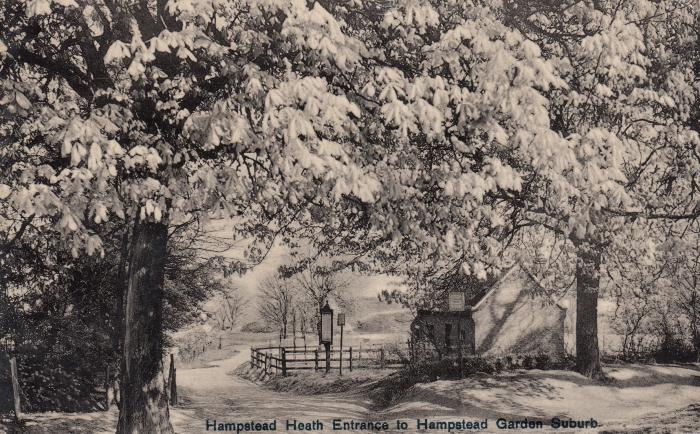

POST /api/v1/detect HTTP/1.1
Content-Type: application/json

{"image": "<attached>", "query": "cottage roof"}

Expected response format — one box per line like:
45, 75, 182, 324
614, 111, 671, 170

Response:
419, 269, 494, 310
470, 264, 567, 312
415, 263, 567, 314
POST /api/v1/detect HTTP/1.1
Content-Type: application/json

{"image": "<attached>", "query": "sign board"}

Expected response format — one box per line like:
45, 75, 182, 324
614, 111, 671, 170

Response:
321, 314, 333, 343
337, 313, 345, 326
448, 292, 466, 312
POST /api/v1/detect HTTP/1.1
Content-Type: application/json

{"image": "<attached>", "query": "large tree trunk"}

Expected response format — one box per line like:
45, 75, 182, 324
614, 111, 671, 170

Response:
113, 223, 130, 410
116, 220, 174, 434
574, 241, 604, 379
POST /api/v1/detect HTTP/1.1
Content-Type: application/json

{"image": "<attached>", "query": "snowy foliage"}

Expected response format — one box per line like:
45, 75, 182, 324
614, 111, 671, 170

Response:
0, 0, 381, 260
1, 0, 699, 383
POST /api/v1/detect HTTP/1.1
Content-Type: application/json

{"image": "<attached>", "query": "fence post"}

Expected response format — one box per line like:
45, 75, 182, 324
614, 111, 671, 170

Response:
314, 350, 319, 372
281, 348, 287, 377
380, 348, 385, 369
169, 354, 178, 406
105, 365, 110, 411
9, 356, 21, 422
349, 347, 353, 372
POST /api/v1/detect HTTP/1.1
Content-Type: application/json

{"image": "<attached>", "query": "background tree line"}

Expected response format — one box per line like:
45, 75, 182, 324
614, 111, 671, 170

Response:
257, 260, 352, 346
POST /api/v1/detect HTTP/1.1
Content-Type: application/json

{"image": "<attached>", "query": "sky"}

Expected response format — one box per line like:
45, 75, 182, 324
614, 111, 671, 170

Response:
199, 218, 403, 320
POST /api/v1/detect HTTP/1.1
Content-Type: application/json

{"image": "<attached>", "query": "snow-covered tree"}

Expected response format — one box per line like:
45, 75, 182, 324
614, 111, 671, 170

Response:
299, 0, 699, 378
1, 0, 380, 431
492, 0, 699, 377
2, 5, 697, 433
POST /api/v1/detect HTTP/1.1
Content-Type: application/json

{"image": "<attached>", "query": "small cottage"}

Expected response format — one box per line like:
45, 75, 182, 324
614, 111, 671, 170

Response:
411, 310, 475, 357
410, 264, 567, 359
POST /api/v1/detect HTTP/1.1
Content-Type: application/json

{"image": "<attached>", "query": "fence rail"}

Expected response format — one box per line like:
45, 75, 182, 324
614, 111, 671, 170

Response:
250, 345, 406, 376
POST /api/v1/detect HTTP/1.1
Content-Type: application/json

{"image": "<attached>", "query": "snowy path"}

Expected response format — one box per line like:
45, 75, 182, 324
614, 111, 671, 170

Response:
157, 350, 700, 434
172, 345, 378, 433
4, 346, 380, 434
8, 348, 698, 433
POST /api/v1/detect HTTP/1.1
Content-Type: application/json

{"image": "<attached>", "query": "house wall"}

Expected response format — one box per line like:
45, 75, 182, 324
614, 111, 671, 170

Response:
471, 268, 567, 358
411, 312, 475, 355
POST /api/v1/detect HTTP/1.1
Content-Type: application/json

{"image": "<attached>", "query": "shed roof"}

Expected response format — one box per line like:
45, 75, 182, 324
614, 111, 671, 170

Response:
470, 264, 567, 312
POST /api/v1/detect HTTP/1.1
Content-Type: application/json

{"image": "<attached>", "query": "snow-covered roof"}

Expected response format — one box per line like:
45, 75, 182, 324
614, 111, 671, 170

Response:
470, 264, 567, 312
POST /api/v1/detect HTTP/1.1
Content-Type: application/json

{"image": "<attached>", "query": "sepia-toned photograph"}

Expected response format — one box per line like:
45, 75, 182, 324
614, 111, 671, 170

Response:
1, 0, 699, 432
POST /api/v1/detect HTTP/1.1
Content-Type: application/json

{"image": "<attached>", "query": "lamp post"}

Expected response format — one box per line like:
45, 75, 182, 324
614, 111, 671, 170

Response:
320, 302, 334, 374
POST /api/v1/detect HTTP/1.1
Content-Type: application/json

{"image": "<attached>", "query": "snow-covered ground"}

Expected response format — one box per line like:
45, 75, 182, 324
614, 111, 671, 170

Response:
384, 363, 700, 432
2, 344, 376, 434
3, 342, 698, 433
173, 345, 373, 433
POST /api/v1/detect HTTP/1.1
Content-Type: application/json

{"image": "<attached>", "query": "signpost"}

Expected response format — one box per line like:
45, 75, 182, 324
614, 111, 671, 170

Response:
337, 313, 345, 376
448, 292, 466, 312
320, 302, 333, 374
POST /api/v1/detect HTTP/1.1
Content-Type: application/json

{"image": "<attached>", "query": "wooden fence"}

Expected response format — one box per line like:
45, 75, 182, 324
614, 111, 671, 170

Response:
250, 345, 406, 376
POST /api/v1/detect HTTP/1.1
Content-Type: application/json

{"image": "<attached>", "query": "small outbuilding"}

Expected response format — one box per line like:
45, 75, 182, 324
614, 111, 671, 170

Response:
410, 264, 567, 359
411, 310, 475, 357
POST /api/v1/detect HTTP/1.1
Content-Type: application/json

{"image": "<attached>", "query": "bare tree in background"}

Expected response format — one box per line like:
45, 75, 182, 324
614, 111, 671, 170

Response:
257, 276, 294, 339
293, 300, 315, 349
290, 307, 298, 349
294, 265, 351, 342
215, 288, 248, 331
667, 231, 700, 360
